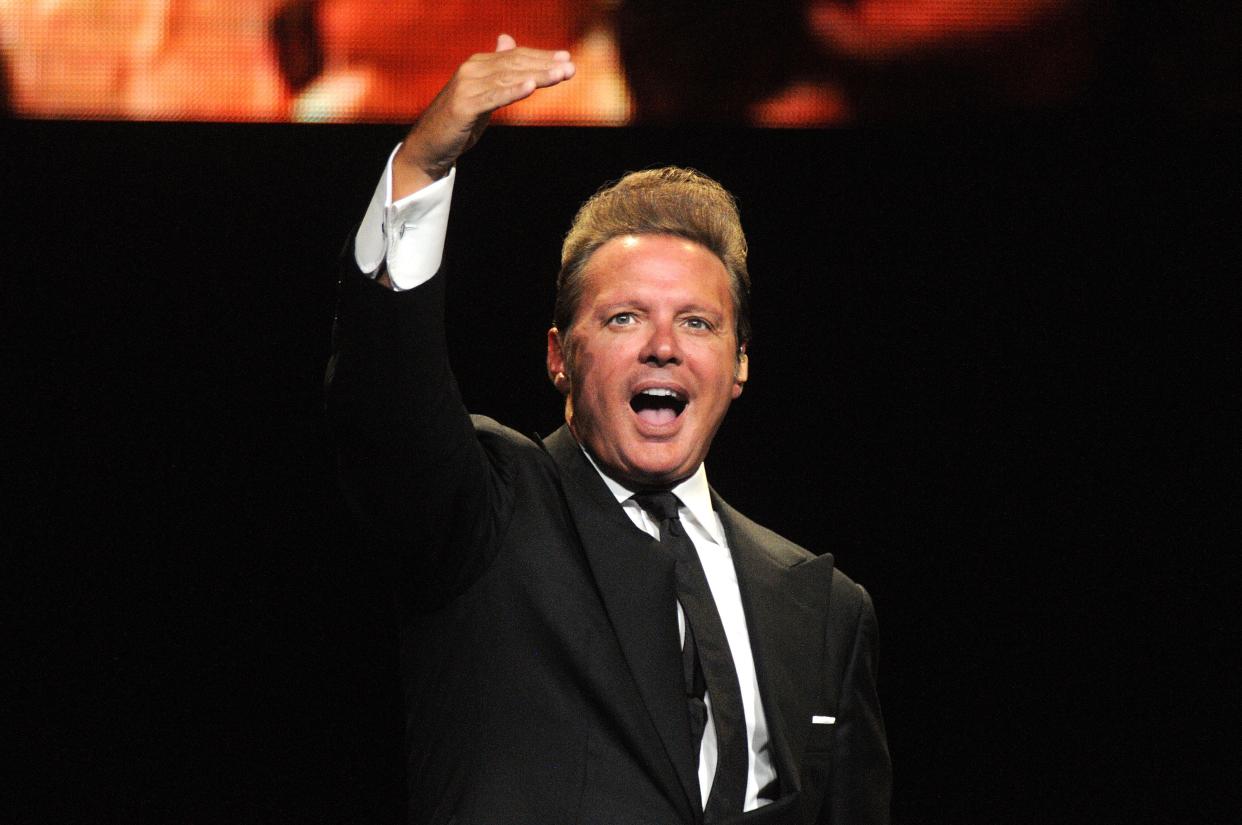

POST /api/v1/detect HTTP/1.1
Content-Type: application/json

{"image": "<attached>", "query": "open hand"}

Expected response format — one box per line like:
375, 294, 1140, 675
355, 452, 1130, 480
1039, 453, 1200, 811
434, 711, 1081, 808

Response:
393, 34, 575, 198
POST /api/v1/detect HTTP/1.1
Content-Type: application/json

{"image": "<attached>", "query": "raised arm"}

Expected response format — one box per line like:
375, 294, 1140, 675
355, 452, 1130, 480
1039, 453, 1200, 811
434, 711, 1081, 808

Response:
327, 37, 573, 607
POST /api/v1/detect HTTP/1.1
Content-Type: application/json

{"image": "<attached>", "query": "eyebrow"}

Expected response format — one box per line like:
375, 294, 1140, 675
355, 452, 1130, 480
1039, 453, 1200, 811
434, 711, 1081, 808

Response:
594, 299, 726, 317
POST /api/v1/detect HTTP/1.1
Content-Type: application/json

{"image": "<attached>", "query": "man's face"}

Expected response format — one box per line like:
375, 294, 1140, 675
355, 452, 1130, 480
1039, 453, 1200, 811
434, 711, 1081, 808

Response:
546, 234, 748, 489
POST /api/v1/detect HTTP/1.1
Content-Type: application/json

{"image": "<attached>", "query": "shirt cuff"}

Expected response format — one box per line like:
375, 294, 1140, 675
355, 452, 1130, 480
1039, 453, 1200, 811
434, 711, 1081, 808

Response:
353, 143, 456, 291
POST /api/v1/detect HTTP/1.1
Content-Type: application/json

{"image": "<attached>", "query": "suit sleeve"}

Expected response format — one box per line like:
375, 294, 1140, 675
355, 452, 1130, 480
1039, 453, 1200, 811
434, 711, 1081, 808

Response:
824, 586, 892, 825
324, 249, 513, 609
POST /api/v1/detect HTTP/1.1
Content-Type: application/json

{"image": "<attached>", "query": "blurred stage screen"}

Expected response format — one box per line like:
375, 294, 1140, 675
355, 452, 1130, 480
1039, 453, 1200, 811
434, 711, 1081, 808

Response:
0, 0, 1101, 125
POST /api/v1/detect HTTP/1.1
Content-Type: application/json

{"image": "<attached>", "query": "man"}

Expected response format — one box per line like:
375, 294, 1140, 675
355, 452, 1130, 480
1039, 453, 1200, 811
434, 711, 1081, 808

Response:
326, 35, 890, 825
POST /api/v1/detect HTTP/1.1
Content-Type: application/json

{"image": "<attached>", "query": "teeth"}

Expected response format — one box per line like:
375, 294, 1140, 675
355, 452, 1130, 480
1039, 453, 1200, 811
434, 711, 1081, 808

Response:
631, 386, 687, 418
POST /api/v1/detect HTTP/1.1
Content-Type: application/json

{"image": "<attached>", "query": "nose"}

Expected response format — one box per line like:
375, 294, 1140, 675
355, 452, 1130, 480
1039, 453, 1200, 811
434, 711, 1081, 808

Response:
642, 320, 682, 367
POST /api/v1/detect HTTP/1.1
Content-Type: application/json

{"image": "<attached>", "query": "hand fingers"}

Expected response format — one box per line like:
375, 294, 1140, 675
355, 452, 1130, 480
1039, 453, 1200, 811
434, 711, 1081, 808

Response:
492, 32, 570, 63
456, 52, 574, 106
538, 59, 575, 86
504, 60, 573, 87
469, 46, 571, 71
485, 61, 574, 101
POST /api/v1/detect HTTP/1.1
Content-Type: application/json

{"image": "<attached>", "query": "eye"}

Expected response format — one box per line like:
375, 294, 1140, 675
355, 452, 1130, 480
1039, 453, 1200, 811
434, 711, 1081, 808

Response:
608, 312, 636, 326
683, 317, 713, 331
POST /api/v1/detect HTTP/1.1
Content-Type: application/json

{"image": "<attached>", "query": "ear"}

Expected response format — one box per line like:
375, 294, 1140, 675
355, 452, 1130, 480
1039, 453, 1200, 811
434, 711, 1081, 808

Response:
732, 346, 749, 399
547, 327, 571, 395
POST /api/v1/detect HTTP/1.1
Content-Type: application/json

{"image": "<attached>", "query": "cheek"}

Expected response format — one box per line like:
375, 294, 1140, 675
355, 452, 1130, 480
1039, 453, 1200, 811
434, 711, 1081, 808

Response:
574, 344, 628, 392
568, 350, 612, 409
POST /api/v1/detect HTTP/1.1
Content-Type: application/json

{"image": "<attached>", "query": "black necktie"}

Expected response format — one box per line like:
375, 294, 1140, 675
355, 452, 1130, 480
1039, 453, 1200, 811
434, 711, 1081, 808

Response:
631, 491, 748, 819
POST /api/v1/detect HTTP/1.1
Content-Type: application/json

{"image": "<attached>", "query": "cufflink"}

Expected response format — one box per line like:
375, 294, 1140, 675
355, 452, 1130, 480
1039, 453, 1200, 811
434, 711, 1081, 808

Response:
811, 715, 836, 725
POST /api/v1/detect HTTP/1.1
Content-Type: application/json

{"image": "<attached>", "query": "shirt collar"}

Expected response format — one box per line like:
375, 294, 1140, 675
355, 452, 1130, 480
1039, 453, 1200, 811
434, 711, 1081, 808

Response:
580, 445, 724, 545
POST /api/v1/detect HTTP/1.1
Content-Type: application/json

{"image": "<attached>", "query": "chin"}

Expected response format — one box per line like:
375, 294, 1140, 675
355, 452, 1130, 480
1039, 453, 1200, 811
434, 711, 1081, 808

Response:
620, 449, 696, 488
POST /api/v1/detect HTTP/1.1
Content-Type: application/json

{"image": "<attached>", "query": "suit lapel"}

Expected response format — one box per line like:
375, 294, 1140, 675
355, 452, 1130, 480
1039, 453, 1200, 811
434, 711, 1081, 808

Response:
542, 426, 701, 822
714, 493, 836, 795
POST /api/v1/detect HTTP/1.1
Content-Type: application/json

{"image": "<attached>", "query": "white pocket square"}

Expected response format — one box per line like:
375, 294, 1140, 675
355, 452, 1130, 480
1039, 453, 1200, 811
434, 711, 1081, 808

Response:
811, 715, 836, 725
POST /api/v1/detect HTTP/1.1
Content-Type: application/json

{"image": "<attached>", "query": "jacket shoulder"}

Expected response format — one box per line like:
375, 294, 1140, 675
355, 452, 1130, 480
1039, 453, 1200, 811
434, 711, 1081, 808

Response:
468, 414, 560, 485
716, 494, 870, 602
470, 414, 549, 455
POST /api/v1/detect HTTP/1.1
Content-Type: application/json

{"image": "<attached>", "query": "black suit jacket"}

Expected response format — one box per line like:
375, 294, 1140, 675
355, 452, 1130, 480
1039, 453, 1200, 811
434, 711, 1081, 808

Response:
326, 265, 890, 824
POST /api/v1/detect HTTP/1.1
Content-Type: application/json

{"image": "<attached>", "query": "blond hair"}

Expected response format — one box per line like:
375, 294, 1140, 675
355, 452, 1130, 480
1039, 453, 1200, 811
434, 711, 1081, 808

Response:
554, 167, 751, 348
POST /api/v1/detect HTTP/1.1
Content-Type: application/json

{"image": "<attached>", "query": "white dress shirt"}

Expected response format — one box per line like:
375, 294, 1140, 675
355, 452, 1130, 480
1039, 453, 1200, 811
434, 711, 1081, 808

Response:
354, 144, 456, 290
582, 451, 778, 811
355, 149, 777, 810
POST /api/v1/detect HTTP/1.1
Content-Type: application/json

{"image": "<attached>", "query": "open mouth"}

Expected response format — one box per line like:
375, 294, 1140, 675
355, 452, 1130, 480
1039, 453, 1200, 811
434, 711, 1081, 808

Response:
630, 387, 687, 426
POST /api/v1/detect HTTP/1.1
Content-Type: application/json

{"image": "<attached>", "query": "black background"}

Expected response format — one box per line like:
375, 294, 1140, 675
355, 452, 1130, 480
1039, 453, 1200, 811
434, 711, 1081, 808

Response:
7, 113, 1238, 823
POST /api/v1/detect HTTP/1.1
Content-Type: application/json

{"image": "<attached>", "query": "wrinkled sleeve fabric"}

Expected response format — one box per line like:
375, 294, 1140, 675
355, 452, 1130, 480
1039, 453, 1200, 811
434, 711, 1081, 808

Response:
354, 143, 456, 291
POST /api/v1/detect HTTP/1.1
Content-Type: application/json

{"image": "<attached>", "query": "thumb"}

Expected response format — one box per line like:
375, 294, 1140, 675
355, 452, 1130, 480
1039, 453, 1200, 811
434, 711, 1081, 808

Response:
495, 33, 516, 52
